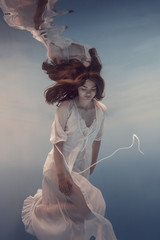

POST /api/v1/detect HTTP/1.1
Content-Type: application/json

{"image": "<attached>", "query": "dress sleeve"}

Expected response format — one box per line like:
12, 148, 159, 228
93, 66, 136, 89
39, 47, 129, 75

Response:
50, 101, 71, 145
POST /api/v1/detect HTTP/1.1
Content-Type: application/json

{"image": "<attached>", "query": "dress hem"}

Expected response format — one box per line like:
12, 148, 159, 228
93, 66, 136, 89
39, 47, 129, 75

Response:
22, 189, 42, 235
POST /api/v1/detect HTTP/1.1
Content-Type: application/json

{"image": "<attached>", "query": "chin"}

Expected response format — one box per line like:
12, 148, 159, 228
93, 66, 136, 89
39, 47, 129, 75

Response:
84, 97, 92, 100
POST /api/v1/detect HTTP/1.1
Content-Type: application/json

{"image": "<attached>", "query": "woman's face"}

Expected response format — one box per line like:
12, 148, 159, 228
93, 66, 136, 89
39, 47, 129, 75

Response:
78, 79, 97, 101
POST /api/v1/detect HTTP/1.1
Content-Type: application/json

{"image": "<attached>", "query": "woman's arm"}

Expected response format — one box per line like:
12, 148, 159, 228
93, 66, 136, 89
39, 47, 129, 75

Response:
90, 140, 101, 175
54, 141, 73, 196
54, 141, 65, 175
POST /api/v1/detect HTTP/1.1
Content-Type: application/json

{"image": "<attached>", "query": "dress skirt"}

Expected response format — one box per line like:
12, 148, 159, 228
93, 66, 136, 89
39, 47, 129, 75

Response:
22, 160, 117, 240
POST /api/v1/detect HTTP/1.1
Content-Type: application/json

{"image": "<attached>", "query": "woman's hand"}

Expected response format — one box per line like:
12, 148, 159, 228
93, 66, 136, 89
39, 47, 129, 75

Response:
57, 173, 73, 196
54, 142, 73, 195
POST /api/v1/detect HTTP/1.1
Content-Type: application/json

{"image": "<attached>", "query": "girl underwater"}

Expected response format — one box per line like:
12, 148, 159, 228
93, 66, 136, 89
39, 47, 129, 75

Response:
21, 49, 117, 240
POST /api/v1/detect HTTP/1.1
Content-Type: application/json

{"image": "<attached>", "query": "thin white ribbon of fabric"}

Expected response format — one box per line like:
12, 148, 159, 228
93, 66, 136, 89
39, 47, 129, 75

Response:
55, 134, 144, 175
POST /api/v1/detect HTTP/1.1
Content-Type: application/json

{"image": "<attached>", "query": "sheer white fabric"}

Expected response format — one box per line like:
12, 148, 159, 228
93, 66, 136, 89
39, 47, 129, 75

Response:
0, 0, 91, 65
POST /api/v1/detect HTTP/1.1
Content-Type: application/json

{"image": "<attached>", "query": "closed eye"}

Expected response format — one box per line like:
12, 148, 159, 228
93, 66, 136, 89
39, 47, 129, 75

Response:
81, 87, 96, 90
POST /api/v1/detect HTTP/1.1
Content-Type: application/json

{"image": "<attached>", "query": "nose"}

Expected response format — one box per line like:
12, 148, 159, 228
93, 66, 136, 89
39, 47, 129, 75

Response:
86, 90, 91, 95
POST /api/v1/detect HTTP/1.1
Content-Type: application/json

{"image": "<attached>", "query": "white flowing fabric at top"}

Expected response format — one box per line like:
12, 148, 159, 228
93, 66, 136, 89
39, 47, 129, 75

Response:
0, 0, 92, 65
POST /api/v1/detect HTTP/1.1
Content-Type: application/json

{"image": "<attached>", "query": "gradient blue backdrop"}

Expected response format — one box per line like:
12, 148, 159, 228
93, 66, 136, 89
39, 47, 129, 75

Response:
0, 0, 160, 239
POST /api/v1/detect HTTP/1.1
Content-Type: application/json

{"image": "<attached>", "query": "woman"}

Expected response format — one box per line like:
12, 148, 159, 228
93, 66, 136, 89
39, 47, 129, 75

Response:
21, 51, 117, 240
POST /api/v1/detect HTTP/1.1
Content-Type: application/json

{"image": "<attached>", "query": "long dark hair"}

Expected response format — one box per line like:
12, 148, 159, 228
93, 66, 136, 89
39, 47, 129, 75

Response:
42, 48, 105, 105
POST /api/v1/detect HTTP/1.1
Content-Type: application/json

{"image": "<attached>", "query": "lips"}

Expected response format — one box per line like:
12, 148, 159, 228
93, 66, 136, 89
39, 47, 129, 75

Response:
85, 96, 91, 99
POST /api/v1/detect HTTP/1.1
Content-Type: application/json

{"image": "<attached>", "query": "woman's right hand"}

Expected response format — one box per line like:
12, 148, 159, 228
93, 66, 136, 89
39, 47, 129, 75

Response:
57, 173, 73, 196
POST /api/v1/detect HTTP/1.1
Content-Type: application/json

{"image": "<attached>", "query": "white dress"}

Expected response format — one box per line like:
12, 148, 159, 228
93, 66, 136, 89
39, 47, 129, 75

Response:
22, 99, 117, 240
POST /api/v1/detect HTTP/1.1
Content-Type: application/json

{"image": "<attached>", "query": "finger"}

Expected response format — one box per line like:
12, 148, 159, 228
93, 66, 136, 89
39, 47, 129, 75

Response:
66, 182, 73, 195
59, 184, 70, 196
59, 186, 64, 193
59, 184, 66, 193
61, 184, 72, 196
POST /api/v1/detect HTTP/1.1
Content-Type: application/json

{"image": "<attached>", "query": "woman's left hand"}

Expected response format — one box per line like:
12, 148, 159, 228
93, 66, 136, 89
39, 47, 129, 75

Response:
58, 173, 73, 196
